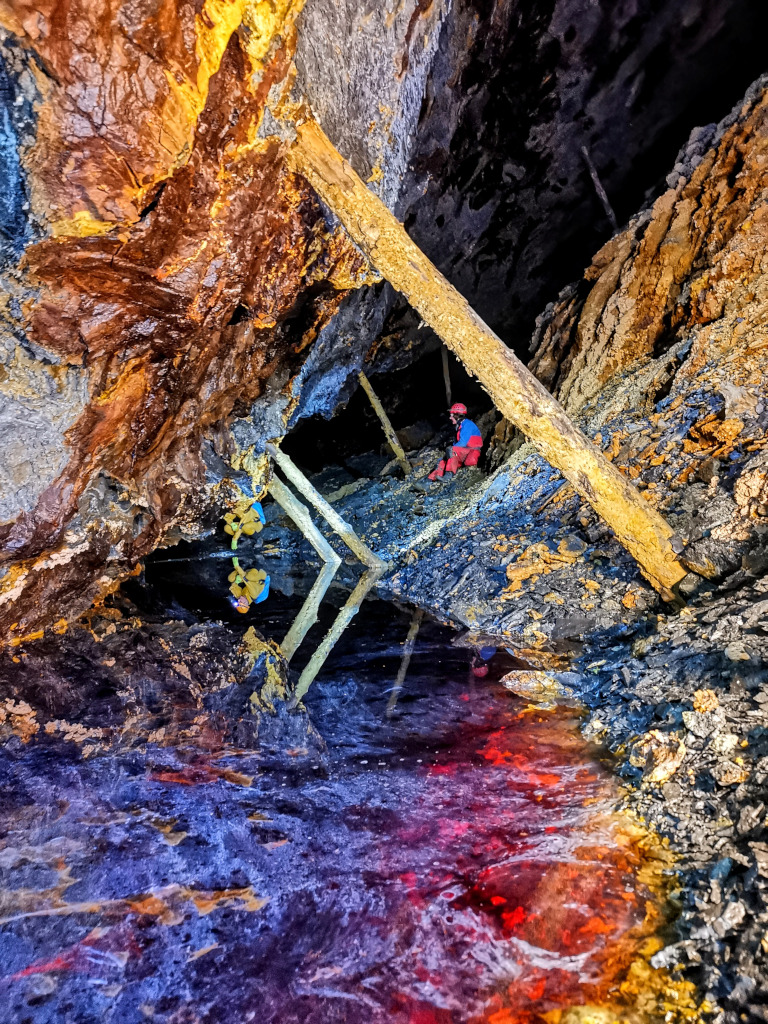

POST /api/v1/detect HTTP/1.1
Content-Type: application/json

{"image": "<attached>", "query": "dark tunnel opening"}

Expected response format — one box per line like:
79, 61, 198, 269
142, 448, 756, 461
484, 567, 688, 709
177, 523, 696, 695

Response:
401, 0, 768, 357
282, 346, 495, 476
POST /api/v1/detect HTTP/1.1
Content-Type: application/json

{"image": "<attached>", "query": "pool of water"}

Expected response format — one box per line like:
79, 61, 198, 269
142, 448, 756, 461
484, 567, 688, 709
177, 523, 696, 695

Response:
0, 603, 668, 1024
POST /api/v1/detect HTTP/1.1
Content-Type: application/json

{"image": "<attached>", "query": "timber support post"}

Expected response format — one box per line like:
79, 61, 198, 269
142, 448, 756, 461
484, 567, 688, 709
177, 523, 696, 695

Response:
266, 443, 386, 572
581, 146, 619, 234
441, 347, 452, 407
358, 371, 411, 476
288, 119, 688, 596
386, 608, 424, 718
268, 476, 342, 664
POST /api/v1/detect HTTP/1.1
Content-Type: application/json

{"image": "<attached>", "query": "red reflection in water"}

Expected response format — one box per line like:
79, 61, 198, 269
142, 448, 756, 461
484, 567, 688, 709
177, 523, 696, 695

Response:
376, 698, 653, 1024
7, 923, 138, 983
0, 679, 661, 1024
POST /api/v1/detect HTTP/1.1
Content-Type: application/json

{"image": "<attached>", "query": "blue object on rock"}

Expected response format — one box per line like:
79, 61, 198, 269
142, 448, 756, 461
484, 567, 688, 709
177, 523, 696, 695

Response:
253, 574, 270, 604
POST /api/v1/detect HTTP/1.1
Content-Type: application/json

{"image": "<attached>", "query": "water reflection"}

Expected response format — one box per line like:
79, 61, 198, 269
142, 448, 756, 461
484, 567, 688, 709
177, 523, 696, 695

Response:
0, 608, 683, 1023
291, 567, 383, 703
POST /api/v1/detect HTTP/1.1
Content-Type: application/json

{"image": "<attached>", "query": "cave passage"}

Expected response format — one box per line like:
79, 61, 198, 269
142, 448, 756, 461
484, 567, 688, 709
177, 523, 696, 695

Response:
4, 1, 768, 1017
284, 346, 494, 476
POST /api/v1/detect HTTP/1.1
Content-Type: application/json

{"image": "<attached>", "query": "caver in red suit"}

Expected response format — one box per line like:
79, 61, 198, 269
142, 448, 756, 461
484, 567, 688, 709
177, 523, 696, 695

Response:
428, 403, 483, 480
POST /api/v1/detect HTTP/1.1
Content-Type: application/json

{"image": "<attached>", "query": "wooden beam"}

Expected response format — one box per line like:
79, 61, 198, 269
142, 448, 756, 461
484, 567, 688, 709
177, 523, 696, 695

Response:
281, 559, 339, 664
267, 443, 386, 572
288, 119, 687, 596
441, 347, 452, 407
358, 371, 411, 476
268, 476, 342, 568
581, 145, 619, 234
268, 476, 341, 664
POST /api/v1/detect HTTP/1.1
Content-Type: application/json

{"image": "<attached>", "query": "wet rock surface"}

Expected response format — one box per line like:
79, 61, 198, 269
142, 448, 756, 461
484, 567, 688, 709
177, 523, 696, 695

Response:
2, 6, 768, 1019
0, 603, 307, 759
394, 0, 768, 344
271, 451, 768, 1018
577, 577, 768, 1023
530, 71, 768, 415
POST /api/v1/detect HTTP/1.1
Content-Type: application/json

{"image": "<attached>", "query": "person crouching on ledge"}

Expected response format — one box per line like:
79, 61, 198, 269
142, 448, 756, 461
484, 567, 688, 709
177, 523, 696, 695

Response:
428, 403, 483, 481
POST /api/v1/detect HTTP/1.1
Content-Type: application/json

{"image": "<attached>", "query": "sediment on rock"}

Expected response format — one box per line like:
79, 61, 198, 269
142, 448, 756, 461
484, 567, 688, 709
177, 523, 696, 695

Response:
2, 9, 768, 1019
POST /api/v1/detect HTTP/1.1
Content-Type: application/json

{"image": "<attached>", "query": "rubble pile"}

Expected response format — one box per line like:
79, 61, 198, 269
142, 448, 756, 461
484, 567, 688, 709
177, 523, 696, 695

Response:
579, 577, 768, 1021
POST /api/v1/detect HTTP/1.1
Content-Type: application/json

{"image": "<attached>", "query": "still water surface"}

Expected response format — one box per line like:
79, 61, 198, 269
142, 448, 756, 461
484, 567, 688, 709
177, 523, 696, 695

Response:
0, 606, 665, 1023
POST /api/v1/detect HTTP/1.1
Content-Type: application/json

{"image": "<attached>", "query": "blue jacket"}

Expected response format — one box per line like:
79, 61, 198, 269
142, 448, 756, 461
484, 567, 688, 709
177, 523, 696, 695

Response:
456, 418, 482, 447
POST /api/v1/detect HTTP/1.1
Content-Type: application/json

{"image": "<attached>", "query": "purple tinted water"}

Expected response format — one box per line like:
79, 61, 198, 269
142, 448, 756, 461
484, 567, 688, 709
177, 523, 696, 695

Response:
0, 612, 661, 1024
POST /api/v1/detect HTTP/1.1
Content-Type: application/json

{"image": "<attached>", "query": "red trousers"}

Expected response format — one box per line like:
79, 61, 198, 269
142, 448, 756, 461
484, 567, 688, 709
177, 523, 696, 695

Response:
428, 445, 481, 480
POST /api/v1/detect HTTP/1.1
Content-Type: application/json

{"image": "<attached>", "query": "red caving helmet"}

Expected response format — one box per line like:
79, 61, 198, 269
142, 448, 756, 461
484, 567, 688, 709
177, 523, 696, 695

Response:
449, 402, 467, 415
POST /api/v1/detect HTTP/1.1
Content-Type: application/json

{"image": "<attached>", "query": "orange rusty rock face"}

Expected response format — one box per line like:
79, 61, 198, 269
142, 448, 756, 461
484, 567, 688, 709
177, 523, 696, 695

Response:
530, 82, 768, 413
0, 0, 368, 635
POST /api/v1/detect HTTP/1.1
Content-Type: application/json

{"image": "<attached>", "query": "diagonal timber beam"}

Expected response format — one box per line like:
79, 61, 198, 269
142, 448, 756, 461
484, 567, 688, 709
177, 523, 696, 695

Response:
268, 476, 341, 664
358, 371, 411, 476
281, 559, 339, 665
267, 443, 386, 572
268, 476, 342, 568
288, 119, 687, 596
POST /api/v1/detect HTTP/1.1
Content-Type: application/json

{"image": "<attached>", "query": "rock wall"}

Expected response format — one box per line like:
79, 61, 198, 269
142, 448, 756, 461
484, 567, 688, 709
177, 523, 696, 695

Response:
319, 73, 768, 669
2, 0, 767, 639
531, 73, 768, 415
0, 0, 435, 637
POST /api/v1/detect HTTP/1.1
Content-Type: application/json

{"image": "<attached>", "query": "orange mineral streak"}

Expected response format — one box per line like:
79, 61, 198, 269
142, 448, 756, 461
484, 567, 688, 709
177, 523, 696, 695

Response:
0, 2, 369, 634
0, 880, 267, 933
0, 0, 203, 226
0, 0, 305, 227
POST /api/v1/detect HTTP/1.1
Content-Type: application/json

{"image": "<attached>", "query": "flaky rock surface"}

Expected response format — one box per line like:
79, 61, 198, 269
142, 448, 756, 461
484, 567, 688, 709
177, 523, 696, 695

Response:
531, 74, 768, 416
0, 0, 389, 635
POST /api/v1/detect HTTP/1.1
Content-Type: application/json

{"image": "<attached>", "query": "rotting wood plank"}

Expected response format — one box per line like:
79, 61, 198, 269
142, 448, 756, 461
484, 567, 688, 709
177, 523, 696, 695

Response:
288, 119, 688, 596
268, 476, 341, 664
